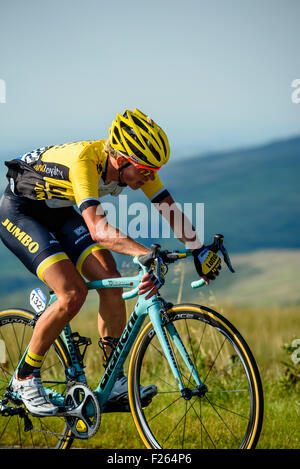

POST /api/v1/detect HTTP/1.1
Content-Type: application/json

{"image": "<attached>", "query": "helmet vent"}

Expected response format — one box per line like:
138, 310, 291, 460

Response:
157, 133, 167, 156
127, 140, 147, 163
131, 116, 148, 133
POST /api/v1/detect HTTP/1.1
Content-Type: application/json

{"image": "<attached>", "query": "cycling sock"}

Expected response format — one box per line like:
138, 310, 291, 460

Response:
17, 348, 44, 379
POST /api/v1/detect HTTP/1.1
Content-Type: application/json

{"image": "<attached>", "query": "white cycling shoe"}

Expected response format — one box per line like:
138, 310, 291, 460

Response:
11, 374, 58, 417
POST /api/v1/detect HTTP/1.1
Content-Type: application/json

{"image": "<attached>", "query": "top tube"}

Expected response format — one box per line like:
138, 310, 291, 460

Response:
86, 248, 193, 287
85, 248, 204, 300
87, 274, 142, 300
48, 248, 203, 304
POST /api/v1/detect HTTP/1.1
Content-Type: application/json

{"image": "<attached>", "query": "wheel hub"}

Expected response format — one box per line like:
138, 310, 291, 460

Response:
181, 384, 208, 400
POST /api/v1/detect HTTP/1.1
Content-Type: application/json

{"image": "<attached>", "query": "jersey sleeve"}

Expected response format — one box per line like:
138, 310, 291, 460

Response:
140, 173, 170, 203
69, 147, 101, 212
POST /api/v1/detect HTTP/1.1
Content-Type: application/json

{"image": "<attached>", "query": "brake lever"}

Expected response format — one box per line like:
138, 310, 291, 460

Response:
220, 245, 235, 273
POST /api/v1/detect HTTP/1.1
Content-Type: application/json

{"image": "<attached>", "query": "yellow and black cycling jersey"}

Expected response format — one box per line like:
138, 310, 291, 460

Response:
5, 140, 169, 212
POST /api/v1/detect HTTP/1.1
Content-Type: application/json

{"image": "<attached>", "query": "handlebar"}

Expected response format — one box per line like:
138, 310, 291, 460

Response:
129, 233, 235, 298
86, 235, 234, 300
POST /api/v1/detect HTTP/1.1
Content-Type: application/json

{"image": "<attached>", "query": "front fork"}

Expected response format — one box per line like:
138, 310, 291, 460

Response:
148, 304, 206, 393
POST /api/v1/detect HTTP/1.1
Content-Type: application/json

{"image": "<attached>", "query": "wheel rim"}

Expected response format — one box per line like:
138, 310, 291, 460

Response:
129, 307, 263, 449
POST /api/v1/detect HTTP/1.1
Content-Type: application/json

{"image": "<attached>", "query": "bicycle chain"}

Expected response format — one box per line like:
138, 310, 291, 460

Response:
29, 428, 68, 438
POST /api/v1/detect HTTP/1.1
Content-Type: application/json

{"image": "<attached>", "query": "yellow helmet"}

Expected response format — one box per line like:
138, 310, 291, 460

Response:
109, 108, 170, 170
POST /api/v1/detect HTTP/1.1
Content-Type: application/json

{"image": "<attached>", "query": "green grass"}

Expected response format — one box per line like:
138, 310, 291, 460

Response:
0, 285, 299, 448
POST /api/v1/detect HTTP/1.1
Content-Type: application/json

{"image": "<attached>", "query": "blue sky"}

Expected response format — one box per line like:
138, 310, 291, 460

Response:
0, 0, 299, 161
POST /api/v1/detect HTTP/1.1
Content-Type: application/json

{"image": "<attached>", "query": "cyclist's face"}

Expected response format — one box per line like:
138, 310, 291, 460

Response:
121, 164, 156, 189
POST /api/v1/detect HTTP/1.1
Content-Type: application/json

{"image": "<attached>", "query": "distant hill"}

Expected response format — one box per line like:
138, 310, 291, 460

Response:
0, 135, 299, 305
160, 248, 300, 308
122, 135, 300, 252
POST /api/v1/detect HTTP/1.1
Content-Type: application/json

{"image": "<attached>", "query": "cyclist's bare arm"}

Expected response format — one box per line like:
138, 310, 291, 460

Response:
82, 204, 161, 297
155, 194, 202, 250
82, 204, 150, 256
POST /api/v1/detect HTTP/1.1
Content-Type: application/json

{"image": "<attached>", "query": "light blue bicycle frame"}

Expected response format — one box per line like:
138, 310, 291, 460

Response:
10, 251, 206, 411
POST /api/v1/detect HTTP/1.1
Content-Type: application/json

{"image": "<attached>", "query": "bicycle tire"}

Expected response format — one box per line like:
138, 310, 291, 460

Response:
0, 308, 74, 449
128, 304, 264, 449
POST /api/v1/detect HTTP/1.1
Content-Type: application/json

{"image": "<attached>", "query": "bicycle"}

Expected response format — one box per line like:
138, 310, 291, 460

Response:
0, 234, 264, 449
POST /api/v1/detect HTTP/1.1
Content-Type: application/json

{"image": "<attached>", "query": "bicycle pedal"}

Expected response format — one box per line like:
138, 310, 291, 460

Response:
103, 394, 154, 413
102, 401, 131, 413
141, 397, 153, 408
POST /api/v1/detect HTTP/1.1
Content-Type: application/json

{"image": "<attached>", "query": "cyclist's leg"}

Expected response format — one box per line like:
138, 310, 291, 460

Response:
11, 260, 87, 416
30, 259, 88, 356
56, 208, 126, 352
0, 189, 88, 359
0, 191, 89, 414
80, 249, 126, 345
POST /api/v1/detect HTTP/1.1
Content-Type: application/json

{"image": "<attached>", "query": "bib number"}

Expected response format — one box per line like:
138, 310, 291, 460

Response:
30, 288, 47, 313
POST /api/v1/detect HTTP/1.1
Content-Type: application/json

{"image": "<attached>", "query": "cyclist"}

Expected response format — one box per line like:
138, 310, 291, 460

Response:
0, 108, 221, 416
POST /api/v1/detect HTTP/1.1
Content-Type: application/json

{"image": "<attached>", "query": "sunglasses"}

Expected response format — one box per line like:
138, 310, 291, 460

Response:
138, 168, 156, 176
115, 150, 160, 175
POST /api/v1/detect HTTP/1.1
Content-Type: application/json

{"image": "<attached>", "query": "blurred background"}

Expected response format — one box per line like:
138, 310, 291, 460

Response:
0, 0, 299, 448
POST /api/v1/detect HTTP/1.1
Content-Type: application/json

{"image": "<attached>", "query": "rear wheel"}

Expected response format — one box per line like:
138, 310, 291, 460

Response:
129, 304, 264, 449
0, 309, 74, 449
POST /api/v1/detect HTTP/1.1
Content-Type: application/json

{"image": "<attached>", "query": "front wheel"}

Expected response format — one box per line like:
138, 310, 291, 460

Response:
129, 304, 264, 449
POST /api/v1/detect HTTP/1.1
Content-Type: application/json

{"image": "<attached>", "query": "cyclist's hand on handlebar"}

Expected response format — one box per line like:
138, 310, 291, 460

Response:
138, 270, 164, 299
137, 251, 165, 299
192, 246, 221, 282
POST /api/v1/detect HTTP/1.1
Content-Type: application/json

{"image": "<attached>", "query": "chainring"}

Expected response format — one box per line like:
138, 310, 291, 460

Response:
64, 383, 101, 439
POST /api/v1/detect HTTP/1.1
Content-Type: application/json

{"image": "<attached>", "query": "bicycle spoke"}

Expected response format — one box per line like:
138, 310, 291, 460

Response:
205, 359, 244, 386
207, 389, 248, 394
0, 310, 72, 449
144, 367, 178, 391
203, 337, 226, 383
148, 395, 182, 423
204, 394, 240, 442
162, 400, 193, 447
17, 416, 22, 448
205, 397, 250, 420
0, 415, 12, 443
189, 398, 216, 448
181, 401, 188, 449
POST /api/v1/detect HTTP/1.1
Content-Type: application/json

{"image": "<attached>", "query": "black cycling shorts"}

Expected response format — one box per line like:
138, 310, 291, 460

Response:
0, 186, 104, 281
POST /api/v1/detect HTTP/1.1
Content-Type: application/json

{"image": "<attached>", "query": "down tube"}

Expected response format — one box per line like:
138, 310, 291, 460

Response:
149, 306, 204, 389
95, 304, 147, 408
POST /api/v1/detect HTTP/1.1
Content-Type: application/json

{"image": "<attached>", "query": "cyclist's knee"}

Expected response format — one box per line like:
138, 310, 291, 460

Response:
57, 284, 88, 320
